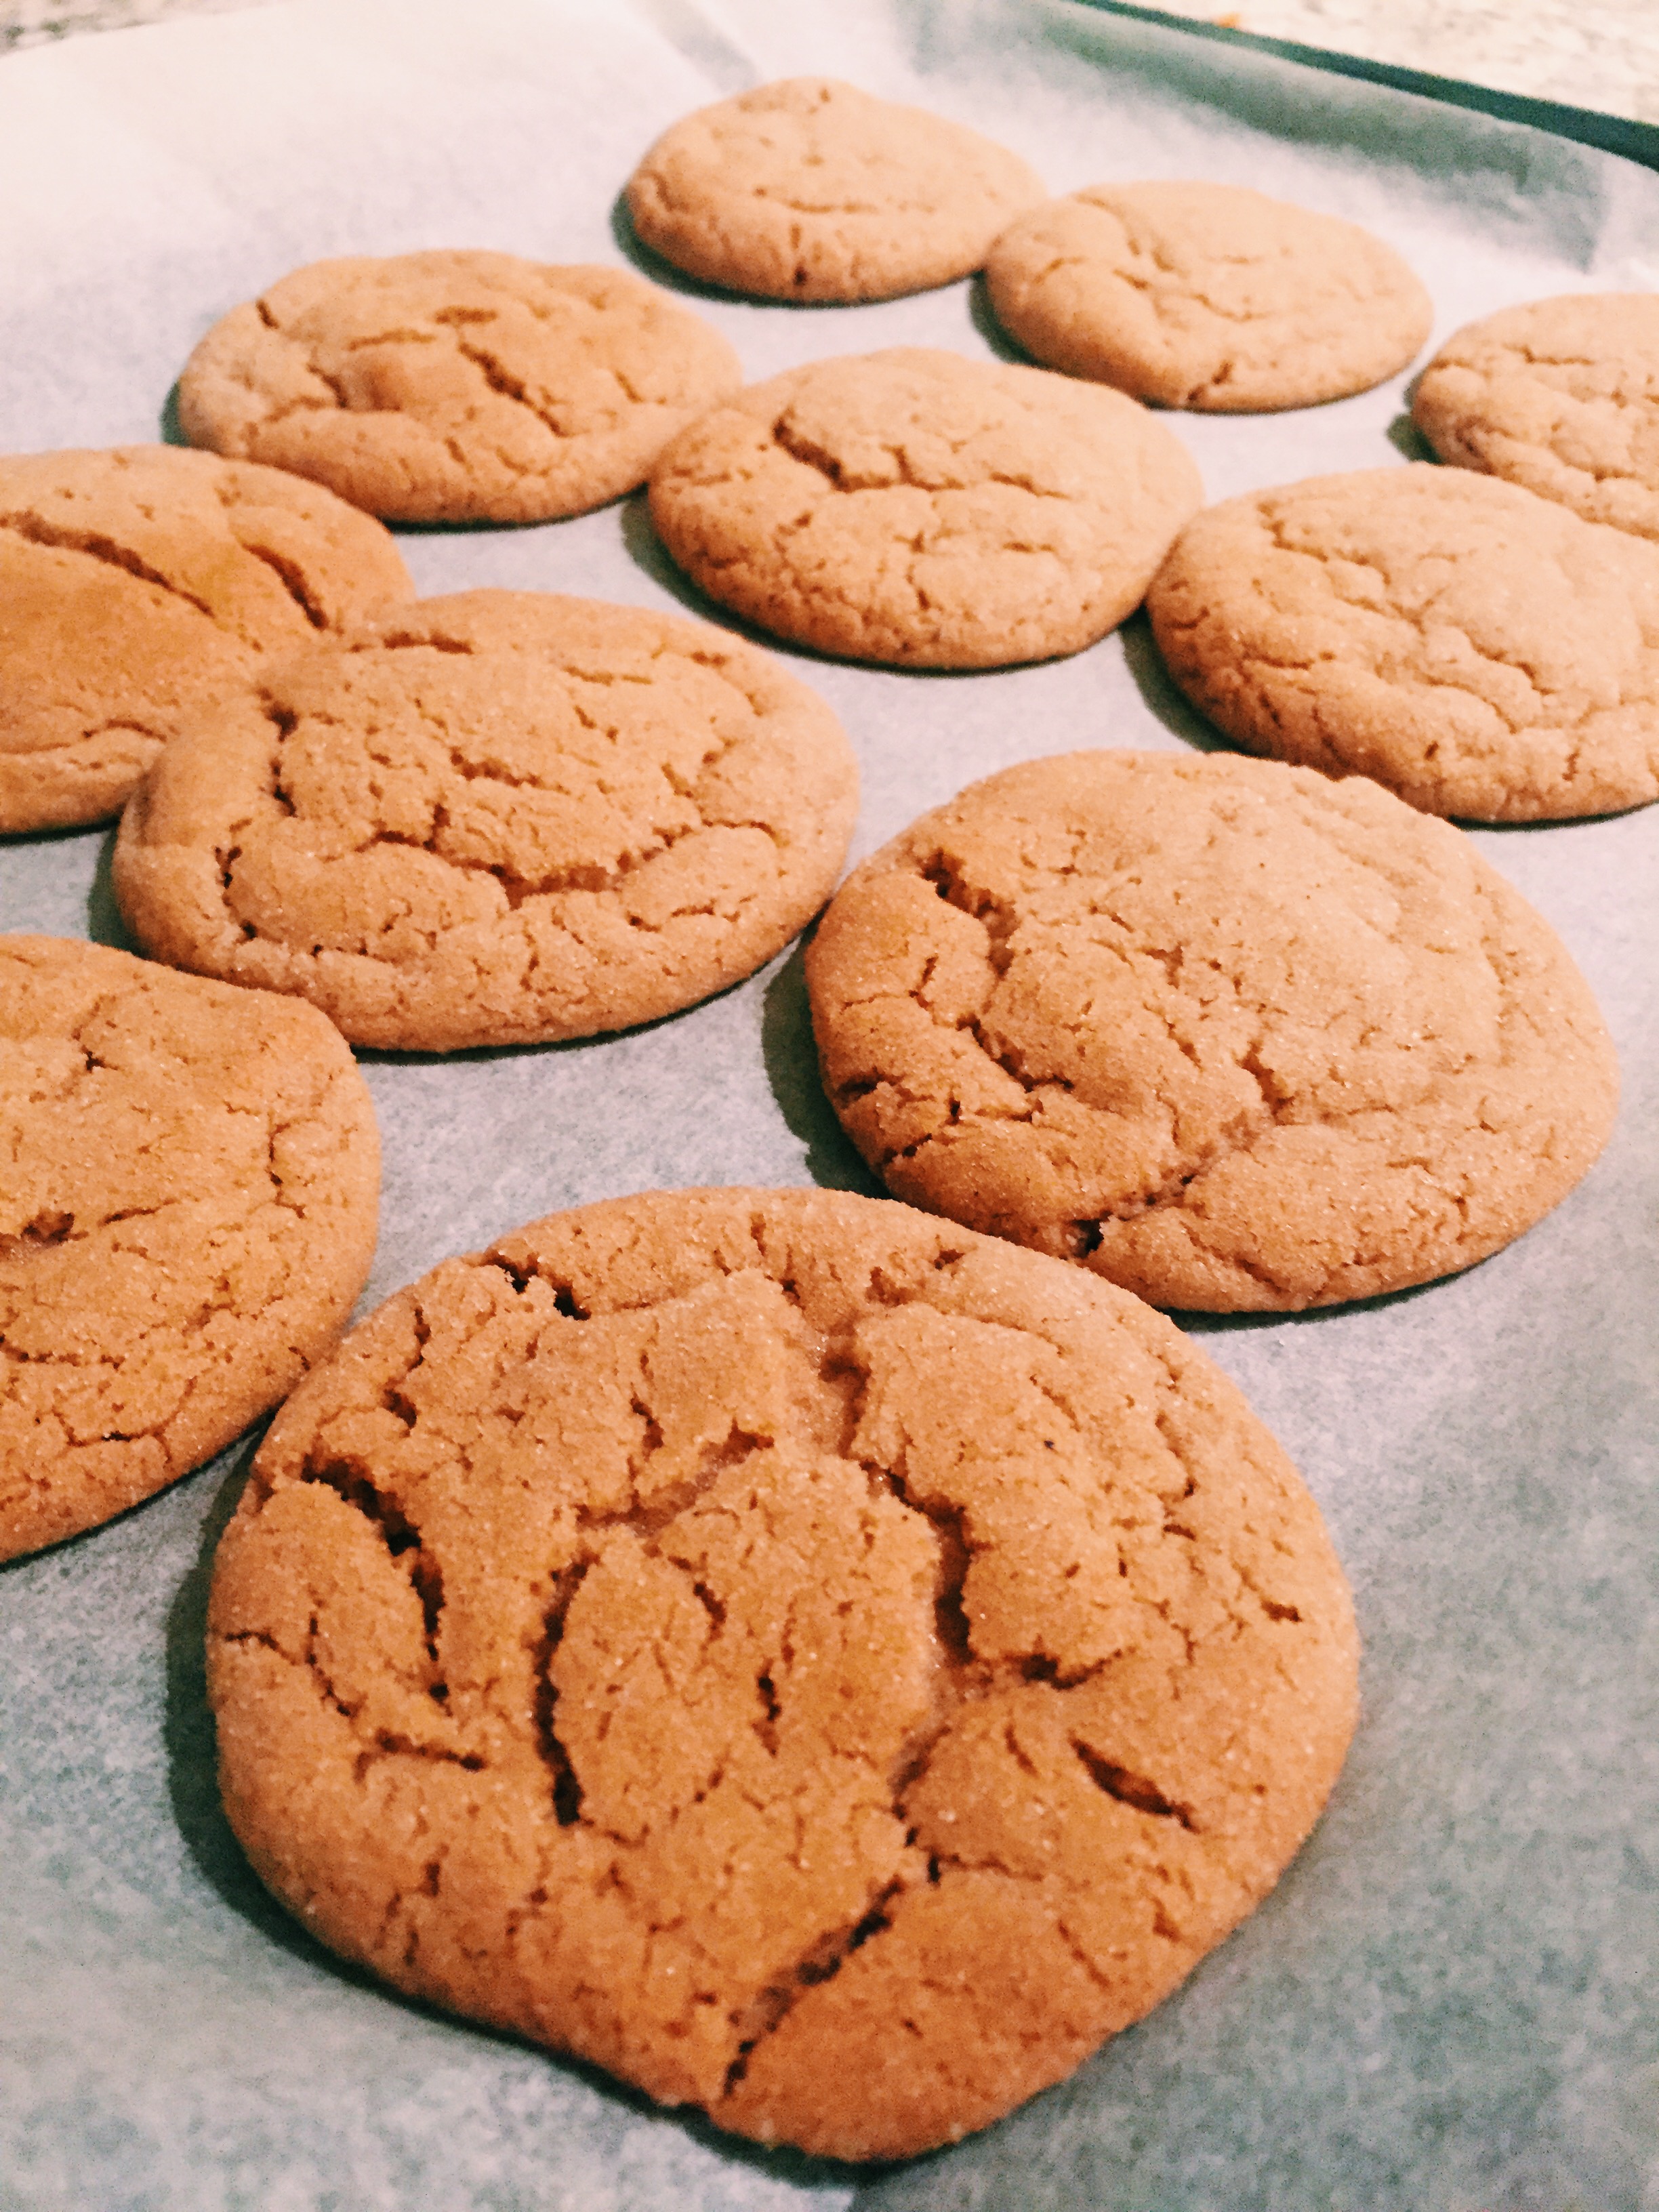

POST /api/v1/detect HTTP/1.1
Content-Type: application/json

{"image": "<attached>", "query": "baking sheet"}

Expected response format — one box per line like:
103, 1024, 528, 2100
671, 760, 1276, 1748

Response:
1, 1, 1657, 2205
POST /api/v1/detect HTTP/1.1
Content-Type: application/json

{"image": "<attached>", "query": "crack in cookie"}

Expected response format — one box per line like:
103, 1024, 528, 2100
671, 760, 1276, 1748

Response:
805, 750, 1617, 1310
0, 446, 411, 833
0, 935, 380, 1561
649, 348, 1203, 669
1147, 464, 1659, 820
112, 590, 859, 1052
206, 1187, 1356, 2160
625, 78, 1045, 304
178, 252, 742, 526
1413, 293, 1659, 545
985, 182, 1431, 413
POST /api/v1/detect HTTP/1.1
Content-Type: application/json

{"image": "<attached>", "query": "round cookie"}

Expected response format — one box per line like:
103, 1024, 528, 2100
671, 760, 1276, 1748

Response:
1412, 292, 1659, 543
0, 445, 413, 834
0, 935, 380, 1563
1147, 464, 1659, 821
648, 348, 1204, 668
806, 752, 1618, 1313
178, 252, 743, 525
625, 77, 1046, 304
985, 181, 1432, 411
113, 589, 859, 1052
206, 1185, 1358, 2160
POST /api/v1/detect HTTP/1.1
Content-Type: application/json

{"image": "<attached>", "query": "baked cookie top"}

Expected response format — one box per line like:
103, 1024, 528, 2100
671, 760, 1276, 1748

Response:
206, 1185, 1357, 2160
1147, 464, 1659, 821
648, 348, 1203, 668
625, 76, 1045, 303
0, 935, 380, 1563
1412, 292, 1659, 544
806, 752, 1618, 1313
178, 252, 743, 525
984, 181, 1432, 412
113, 590, 859, 1052
0, 445, 413, 835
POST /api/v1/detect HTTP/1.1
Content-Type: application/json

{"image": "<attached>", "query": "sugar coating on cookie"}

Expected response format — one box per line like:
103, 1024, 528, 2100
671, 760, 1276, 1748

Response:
0, 446, 413, 834
113, 590, 859, 1052
985, 182, 1431, 412
626, 77, 1046, 303
1147, 464, 1659, 821
206, 1186, 1357, 2159
0, 936, 380, 1563
1412, 293, 1659, 544
649, 348, 1203, 668
178, 253, 743, 525
807, 752, 1617, 1313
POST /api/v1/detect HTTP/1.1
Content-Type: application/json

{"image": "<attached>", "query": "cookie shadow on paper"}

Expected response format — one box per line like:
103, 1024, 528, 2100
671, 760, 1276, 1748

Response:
1117, 609, 1229, 756
162, 1433, 378, 1979
762, 933, 886, 1199
87, 824, 141, 954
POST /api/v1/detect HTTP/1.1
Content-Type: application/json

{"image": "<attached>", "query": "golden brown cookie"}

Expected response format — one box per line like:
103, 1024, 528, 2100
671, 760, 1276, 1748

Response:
113, 590, 859, 1052
806, 752, 1618, 1313
0, 446, 413, 834
648, 348, 1203, 668
206, 1185, 1357, 2160
0, 935, 380, 1563
625, 77, 1045, 303
1412, 292, 1659, 542
178, 252, 743, 525
985, 182, 1432, 411
1146, 464, 1659, 821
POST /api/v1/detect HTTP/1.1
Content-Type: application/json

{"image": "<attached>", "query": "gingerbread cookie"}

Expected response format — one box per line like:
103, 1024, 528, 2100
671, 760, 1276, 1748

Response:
0, 445, 412, 834
649, 348, 1203, 668
0, 935, 379, 1563
178, 252, 743, 525
1412, 292, 1659, 543
1147, 464, 1659, 821
625, 77, 1045, 303
985, 181, 1431, 411
113, 590, 859, 1052
806, 752, 1618, 1313
207, 1185, 1357, 2159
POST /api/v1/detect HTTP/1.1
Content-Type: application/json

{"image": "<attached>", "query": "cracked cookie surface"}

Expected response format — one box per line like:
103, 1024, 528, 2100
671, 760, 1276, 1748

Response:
0, 446, 413, 834
0, 935, 380, 1562
1146, 464, 1659, 820
625, 77, 1045, 304
112, 589, 859, 1052
806, 752, 1617, 1312
648, 348, 1203, 668
178, 252, 743, 525
206, 1185, 1357, 2159
984, 181, 1431, 412
1412, 293, 1659, 544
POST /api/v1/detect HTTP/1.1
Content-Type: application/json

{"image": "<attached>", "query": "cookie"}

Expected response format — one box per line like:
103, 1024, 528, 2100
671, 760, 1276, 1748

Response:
625, 77, 1045, 304
648, 348, 1203, 668
1147, 464, 1659, 821
206, 1185, 1357, 2159
178, 252, 743, 526
1412, 292, 1659, 543
985, 182, 1431, 411
112, 590, 859, 1052
806, 752, 1618, 1313
0, 445, 413, 834
0, 935, 379, 1563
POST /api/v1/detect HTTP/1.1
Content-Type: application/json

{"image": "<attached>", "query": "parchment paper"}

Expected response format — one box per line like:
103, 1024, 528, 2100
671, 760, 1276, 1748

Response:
1, 3, 1656, 2206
